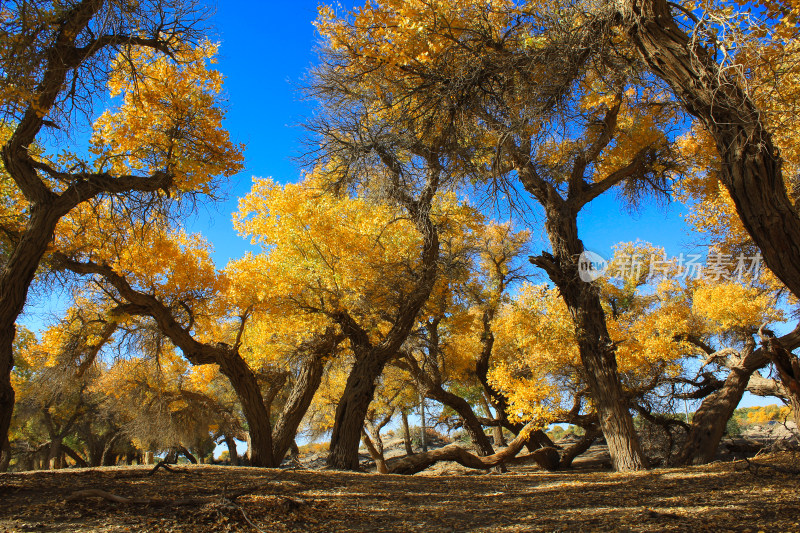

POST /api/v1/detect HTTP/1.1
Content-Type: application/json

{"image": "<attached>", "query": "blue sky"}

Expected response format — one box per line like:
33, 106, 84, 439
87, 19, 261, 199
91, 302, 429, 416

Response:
195, 0, 698, 268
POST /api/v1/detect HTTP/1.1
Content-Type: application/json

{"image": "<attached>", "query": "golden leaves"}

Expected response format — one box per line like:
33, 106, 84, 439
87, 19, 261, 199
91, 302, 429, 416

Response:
90, 41, 244, 193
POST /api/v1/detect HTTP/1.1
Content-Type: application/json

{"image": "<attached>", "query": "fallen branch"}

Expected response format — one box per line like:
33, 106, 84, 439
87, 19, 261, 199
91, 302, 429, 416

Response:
65, 489, 152, 505
741, 457, 800, 477
148, 461, 196, 476
385, 422, 560, 475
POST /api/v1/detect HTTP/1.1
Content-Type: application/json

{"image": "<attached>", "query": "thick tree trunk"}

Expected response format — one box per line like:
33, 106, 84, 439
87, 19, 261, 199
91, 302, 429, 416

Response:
0, 435, 11, 472
48, 438, 64, 470
401, 410, 413, 455
217, 352, 275, 468
0, 326, 16, 467
327, 348, 391, 470
0, 203, 65, 450
531, 208, 647, 471
620, 0, 800, 300
675, 327, 800, 465
675, 367, 752, 465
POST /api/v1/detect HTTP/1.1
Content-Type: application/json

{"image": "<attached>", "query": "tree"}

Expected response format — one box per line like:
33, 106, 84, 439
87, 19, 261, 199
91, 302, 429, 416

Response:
53, 214, 341, 467
0, 0, 243, 465
235, 170, 474, 469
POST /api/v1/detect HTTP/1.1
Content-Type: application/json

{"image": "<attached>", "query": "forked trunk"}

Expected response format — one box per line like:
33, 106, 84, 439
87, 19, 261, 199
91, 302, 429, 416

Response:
272, 333, 337, 462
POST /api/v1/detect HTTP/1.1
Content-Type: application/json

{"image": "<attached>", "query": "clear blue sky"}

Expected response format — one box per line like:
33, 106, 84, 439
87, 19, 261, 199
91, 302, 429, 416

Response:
195, 1, 700, 268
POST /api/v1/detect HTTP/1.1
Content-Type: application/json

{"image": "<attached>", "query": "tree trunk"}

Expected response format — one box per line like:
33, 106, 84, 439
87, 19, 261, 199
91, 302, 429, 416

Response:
361, 428, 388, 474
177, 446, 197, 464
0, 325, 16, 467
426, 385, 495, 457
559, 429, 601, 469
0, 202, 66, 450
224, 434, 239, 466
401, 410, 413, 455
327, 347, 391, 470
48, 438, 63, 470
0, 435, 11, 472
386, 423, 558, 474
675, 327, 800, 465
675, 341, 766, 465
217, 351, 275, 468
62, 444, 89, 468
530, 207, 647, 472
620, 0, 800, 300
675, 367, 753, 465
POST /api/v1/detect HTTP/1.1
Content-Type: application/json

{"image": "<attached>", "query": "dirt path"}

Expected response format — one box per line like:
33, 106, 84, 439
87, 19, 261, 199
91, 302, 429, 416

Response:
1, 454, 798, 532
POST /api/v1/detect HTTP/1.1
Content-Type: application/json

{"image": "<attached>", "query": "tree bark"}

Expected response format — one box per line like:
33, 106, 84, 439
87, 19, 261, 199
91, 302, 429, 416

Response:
559, 428, 601, 469
619, 0, 800, 300
217, 352, 275, 468
0, 326, 12, 473
426, 385, 495, 457
224, 434, 239, 466
272, 332, 338, 462
0, 434, 11, 472
361, 428, 388, 474
62, 444, 89, 468
675, 326, 800, 465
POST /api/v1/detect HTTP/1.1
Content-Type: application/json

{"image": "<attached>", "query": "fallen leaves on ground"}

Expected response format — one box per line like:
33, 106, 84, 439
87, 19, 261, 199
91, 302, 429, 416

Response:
1, 452, 799, 532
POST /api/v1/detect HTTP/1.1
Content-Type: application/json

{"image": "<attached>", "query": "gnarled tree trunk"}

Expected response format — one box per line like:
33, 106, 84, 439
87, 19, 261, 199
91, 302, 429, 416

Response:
272, 332, 338, 462
386, 423, 559, 475
676, 327, 800, 465
619, 0, 800, 300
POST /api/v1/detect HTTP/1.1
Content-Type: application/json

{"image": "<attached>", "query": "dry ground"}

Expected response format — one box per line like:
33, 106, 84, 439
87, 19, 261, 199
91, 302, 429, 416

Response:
1, 453, 799, 532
